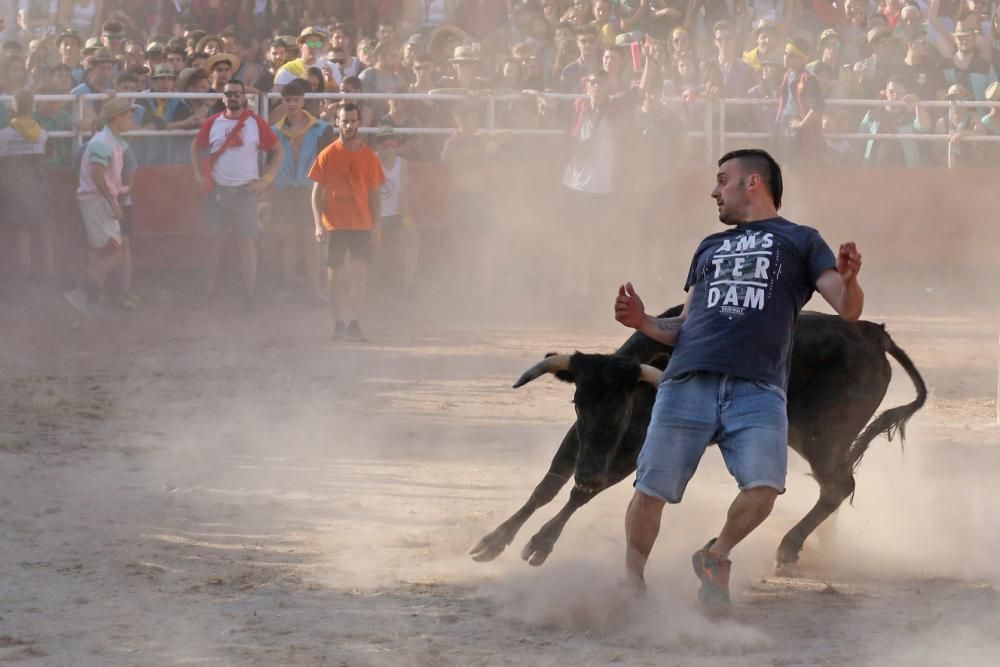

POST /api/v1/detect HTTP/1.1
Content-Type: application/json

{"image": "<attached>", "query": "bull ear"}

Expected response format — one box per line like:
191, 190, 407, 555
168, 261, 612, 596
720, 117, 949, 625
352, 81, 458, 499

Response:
638, 364, 663, 386
513, 354, 571, 388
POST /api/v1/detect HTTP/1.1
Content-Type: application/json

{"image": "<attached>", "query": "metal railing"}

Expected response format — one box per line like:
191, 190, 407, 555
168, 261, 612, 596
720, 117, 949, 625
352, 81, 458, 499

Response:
4, 91, 998, 167
719, 97, 1000, 168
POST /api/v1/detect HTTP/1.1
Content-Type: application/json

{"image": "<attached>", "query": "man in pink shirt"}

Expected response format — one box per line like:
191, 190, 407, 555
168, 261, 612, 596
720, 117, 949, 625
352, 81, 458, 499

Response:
64, 96, 137, 321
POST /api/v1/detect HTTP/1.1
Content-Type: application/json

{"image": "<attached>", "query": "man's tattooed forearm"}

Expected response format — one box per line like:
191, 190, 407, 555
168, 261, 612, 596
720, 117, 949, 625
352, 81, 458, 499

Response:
654, 318, 683, 332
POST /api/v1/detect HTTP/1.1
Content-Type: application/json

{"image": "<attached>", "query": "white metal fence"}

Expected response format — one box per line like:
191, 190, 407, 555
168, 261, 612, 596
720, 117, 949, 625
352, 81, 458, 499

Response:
3, 90, 998, 167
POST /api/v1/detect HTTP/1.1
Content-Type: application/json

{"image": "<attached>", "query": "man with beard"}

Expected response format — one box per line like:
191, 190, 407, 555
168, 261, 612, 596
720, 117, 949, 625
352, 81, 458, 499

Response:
614, 148, 864, 613
309, 104, 386, 343
191, 79, 284, 311
254, 37, 289, 93
929, 14, 994, 100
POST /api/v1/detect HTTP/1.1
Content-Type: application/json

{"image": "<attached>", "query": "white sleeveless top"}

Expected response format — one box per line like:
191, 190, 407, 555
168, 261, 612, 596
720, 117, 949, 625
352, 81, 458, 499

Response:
378, 155, 403, 218
69, 0, 97, 36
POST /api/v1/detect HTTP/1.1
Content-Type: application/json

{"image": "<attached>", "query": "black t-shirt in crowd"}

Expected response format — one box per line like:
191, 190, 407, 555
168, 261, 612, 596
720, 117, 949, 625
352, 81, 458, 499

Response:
665, 218, 837, 390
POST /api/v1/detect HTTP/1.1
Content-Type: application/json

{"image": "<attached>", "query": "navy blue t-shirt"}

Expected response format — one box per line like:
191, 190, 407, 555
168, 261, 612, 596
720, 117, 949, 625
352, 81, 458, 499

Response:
665, 217, 837, 390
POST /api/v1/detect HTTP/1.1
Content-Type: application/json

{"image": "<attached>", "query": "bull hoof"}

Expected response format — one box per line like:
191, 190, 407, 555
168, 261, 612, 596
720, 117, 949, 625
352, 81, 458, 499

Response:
773, 560, 803, 578
520, 539, 552, 567
468, 530, 510, 562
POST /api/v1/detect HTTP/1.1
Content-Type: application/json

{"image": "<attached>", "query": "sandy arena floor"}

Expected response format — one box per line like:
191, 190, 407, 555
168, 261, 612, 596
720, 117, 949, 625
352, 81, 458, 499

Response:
1, 279, 999, 666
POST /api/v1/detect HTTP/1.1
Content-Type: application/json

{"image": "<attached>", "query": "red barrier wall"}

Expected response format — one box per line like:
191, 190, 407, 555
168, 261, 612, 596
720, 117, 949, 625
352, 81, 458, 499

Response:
2, 163, 996, 285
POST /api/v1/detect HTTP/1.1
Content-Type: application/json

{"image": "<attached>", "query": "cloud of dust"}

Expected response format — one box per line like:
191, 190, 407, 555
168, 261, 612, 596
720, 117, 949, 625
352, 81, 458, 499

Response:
480, 560, 770, 653
782, 420, 1000, 584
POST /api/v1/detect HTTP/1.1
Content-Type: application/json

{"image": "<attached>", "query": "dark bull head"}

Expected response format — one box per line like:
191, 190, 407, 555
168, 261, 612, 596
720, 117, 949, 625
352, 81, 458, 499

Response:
513, 353, 663, 493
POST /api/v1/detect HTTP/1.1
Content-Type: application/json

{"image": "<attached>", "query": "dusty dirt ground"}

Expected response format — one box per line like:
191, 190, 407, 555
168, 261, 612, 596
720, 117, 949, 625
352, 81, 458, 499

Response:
2, 272, 1000, 666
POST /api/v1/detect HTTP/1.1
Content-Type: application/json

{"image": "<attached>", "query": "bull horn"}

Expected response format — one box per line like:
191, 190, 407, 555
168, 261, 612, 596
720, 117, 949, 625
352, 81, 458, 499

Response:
512, 354, 571, 388
638, 364, 663, 386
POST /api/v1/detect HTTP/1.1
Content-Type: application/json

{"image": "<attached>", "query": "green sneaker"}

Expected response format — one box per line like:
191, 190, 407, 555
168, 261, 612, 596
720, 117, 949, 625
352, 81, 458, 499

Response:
692, 538, 731, 612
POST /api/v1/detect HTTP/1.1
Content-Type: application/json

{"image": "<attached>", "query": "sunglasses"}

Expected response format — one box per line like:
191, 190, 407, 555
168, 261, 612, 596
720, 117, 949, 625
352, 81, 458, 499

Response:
304, 40, 324, 48
222, 90, 243, 98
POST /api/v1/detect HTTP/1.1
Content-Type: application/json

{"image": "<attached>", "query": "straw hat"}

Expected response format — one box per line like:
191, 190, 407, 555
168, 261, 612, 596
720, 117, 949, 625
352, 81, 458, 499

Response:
297, 26, 328, 44
952, 18, 978, 38
944, 83, 971, 100
195, 34, 224, 53
985, 81, 1000, 102
99, 97, 138, 124
203, 52, 241, 75
867, 27, 892, 45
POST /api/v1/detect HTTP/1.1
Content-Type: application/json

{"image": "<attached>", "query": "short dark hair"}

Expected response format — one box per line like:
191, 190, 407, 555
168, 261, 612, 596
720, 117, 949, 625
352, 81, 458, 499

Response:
718, 149, 783, 209
281, 79, 308, 97
338, 102, 361, 117
342, 74, 362, 88
224, 78, 245, 91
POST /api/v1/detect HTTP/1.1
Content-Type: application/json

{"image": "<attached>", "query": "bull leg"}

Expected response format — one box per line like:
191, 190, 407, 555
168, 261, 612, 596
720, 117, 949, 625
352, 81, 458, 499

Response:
468, 428, 578, 562
775, 474, 855, 572
520, 466, 634, 567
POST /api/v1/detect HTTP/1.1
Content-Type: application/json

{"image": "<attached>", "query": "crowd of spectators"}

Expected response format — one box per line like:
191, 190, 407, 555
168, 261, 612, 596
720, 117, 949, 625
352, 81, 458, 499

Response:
0, 1, 998, 320
0, 1, 997, 168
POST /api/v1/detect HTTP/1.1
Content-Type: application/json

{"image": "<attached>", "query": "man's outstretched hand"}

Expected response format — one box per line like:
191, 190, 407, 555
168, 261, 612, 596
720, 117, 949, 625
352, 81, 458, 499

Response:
615, 282, 645, 329
837, 242, 862, 283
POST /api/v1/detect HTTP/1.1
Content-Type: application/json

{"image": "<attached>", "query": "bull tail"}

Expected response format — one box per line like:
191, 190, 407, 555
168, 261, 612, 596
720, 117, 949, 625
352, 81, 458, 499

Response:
846, 328, 928, 472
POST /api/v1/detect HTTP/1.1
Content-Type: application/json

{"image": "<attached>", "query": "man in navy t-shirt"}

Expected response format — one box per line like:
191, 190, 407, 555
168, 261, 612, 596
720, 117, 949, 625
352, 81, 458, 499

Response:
614, 148, 864, 612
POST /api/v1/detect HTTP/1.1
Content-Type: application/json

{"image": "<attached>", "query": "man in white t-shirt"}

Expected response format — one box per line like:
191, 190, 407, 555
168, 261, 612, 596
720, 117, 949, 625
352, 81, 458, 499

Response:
274, 26, 338, 92
191, 79, 283, 310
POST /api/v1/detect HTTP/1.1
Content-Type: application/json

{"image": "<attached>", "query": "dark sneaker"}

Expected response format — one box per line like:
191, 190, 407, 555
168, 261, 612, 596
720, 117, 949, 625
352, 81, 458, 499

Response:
346, 320, 368, 342
332, 321, 347, 340
692, 538, 731, 612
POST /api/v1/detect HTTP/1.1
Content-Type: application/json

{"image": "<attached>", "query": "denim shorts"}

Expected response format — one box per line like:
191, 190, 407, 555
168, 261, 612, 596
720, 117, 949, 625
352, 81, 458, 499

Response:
635, 371, 788, 503
204, 186, 260, 239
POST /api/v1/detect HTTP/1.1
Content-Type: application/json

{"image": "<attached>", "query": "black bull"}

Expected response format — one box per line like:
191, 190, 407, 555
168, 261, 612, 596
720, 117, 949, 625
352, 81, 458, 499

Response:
469, 307, 927, 570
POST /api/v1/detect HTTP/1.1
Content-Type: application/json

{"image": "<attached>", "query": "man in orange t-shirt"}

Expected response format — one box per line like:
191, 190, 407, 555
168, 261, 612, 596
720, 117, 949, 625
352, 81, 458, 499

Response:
309, 103, 385, 342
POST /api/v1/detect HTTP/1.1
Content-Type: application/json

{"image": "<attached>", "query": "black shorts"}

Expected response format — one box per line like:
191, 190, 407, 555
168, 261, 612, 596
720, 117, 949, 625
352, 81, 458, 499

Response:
327, 230, 372, 268
120, 205, 134, 238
